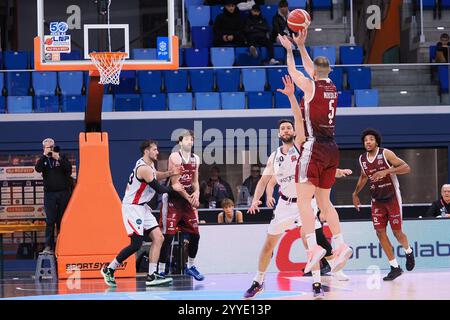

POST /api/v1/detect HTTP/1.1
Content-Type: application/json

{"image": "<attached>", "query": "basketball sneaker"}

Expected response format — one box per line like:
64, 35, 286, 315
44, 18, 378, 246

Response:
101, 267, 117, 287
405, 249, 415, 271
383, 266, 403, 281
312, 282, 324, 299
331, 270, 349, 281
243, 281, 264, 299
331, 244, 353, 273
184, 266, 205, 281
304, 245, 327, 274
146, 272, 173, 286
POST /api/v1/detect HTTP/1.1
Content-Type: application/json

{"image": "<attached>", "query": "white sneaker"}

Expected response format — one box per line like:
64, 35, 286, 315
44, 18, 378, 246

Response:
331, 270, 349, 281
269, 58, 280, 65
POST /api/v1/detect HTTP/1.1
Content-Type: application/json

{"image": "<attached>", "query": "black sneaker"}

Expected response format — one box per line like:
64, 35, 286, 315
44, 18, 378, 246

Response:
146, 272, 173, 286
101, 267, 117, 287
243, 281, 264, 299
405, 250, 415, 271
383, 266, 403, 281
312, 282, 324, 299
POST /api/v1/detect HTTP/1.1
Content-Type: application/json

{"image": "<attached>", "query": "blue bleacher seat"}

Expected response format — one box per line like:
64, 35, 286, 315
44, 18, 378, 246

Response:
312, 46, 336, 65
261, 5, 278, 26
242, 68, 266, 92
442, 0, 450, 8
438, 66, 449, 93
337, 90, 353, 107
348, 67, 372, 90
289, 0, 307, 8
6, 72, 30, 96
186, 0, 204, 6
189, 69, 214, 92
216, 68, 240, 92
111, 71, 137, 94
422, 0, 436, 8
178, 48, 185, 67
267, 68, 288, 92
188, 5, 211, 27
274, 46, 287, 64
34, 95, 59, 113
60, 50, 82, 61
211, 47, 235, 67
235, 47, 261, 66
102, 94, 113, 112
429, 45, 437, 62
211, 6, 224, 22
185, 48, 209, 67
0, 97, 6, 113
329, 67, 343, 91
0, 73, 4, 91
4, 51, 28, 69
168, 93, 193, 110
274, 91, 290, 108
131, 48, 157, 60
191, 26, 214, 48
137, 70, 162, 93
0, 54, 3, 69
61, 95, 86, 112
248, 92, 272, 109
312, 0, 332, 9
355, 89, 378, 107
141, 93, 167, 111
339, 45, 363, 65
7, 96, 32, 113
58, 71, 84, 95
114, 94, 141, 111
195, 92, 221, 110
221, 92, 245, 109
32, 72, 57, 95
164, 70, 188, 93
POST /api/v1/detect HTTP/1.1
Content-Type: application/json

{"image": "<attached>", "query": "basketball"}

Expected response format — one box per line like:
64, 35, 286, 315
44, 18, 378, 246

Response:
287, 9, 311, 33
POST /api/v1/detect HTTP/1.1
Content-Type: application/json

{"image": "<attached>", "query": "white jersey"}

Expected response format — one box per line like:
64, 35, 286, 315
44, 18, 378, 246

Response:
273, 145, 300, 199
122, 158, 156, 205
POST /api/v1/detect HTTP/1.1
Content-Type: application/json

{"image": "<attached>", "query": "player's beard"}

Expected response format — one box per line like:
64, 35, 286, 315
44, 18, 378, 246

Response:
280, 135, 294, 143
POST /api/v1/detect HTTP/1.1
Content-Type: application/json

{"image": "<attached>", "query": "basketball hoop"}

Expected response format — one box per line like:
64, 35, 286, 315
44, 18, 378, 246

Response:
89, 52, 127, 85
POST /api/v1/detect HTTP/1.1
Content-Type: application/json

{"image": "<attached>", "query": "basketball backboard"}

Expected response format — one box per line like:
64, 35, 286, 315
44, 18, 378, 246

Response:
34, 0, 178, 71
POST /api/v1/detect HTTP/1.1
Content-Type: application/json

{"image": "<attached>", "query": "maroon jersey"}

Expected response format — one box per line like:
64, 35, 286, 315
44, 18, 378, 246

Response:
169, 151, 199, 209
301, 78, 338, 139
359, 148, 400, 201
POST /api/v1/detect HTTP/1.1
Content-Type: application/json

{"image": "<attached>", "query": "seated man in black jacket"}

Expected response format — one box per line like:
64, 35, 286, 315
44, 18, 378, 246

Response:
35, 138, 73, 254
213, 0, 247, 46
272, 0, 293, 44
426, 184, 450, 218
245, 5, 280, 65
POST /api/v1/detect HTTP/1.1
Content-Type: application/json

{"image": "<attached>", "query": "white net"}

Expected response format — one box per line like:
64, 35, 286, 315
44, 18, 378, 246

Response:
89, 52, 127, 85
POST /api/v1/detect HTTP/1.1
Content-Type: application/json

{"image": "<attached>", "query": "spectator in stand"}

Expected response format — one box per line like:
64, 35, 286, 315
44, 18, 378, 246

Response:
272, 0, 293, 44
237, 0, 266, 11
199, 166, 235, 208
426, 184, 450, 218
436, 33, 449, 63
244, 4, 280, 65
217, 198, 244, 223
242, 164, 265, 203
213, 0, 247, 46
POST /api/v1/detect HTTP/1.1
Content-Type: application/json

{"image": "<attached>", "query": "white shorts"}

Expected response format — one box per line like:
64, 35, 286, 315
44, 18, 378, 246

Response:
268, 198, 322, 235
122, 203, 159, 236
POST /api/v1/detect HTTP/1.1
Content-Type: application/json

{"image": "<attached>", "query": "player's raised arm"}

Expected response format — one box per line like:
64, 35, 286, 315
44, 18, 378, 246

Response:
278, 34, 313, 102
293, 29, 315, 79
248, 153, 276, 214
277, 75, 305, 149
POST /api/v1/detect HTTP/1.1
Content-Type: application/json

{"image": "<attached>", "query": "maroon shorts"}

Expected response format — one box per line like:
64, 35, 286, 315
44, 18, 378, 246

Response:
295, 139, 339, 189
159, 199, 199, 235
371, 196, 402, 231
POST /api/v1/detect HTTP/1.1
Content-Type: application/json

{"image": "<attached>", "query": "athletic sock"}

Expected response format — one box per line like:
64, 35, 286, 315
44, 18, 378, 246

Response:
404, 246, 412, 254
108, 259, 120, 270
312, 269, 321, 284
332, 234, 344, 248
148, 263, 157, 275
306, 233, 318, 250
158, 262, 166, 273
253, 271, 265, 284
188, 257, 195, 269
389, 259, 399, 268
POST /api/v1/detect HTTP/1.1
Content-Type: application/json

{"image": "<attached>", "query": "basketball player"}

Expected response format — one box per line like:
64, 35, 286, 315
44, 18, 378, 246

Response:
279, 30, 353, 296
243, 76, 350, 299
158, 130, 205, 281
353, 129, 415, 280
101, 140, 182, 287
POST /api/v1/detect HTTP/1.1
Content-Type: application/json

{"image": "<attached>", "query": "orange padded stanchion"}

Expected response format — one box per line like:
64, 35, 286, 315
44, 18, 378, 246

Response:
55, 132, 135, 279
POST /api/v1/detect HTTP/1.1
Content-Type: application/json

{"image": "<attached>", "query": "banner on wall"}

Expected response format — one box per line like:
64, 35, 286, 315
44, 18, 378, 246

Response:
0, 154, 76, 220
196, 219, 450, 273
